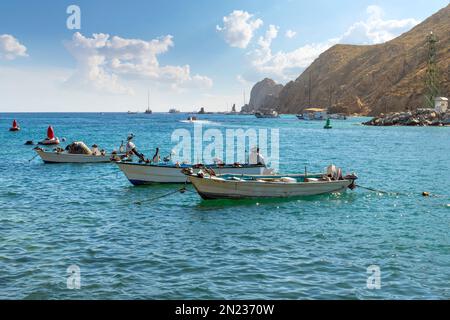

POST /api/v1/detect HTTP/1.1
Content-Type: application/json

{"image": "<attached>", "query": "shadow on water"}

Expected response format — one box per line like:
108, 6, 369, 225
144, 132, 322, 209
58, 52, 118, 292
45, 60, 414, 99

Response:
194, 191, 360, 209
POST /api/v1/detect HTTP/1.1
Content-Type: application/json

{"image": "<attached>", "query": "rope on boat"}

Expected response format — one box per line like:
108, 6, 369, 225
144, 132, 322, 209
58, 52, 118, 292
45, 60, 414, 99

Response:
135, 186, 193, 205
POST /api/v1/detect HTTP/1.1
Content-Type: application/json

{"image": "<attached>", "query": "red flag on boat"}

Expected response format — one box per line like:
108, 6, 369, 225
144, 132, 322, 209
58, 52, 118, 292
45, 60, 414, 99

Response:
47, 126, 55, 140
12, 120, 18, 129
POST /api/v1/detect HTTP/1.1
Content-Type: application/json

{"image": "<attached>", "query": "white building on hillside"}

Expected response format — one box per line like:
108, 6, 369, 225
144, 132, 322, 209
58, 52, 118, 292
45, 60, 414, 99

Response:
435, 97, 448, 113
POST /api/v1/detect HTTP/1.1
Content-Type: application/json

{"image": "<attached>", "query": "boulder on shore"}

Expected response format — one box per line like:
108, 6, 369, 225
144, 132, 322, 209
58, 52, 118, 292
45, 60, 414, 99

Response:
363, 109, 450, 126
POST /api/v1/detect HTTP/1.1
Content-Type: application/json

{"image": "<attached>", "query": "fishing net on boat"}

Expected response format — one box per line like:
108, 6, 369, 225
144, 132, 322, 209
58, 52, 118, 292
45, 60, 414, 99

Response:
66, 141, 92, 155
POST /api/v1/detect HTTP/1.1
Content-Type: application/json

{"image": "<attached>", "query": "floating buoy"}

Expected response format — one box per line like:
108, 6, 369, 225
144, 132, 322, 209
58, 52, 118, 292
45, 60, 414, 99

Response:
47, 126, 55, 140
324, 118, 332, 129
422, 192, 430, 197
9, 119, 20, 131
38, 125, 60, 145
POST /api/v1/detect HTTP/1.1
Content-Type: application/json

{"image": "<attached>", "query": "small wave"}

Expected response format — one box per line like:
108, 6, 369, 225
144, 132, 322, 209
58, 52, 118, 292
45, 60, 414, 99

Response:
179, 120, 220, 125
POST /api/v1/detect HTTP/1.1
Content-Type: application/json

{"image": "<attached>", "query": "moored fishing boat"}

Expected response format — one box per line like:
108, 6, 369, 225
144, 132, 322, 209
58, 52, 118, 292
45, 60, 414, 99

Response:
34, 141, 125, 164
34, 148, 115, 163
117, 162, 268, 185
185, 166, 357, 199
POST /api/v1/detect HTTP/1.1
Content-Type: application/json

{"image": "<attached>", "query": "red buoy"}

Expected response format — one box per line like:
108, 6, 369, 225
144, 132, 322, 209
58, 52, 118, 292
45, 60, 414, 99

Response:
38, 125, 60, 145
47, 126, 55, 140
9, 119, 20, 131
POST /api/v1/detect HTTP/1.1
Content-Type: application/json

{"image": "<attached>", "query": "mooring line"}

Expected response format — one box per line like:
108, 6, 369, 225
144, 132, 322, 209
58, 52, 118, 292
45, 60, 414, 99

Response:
135, 186, 194, 205
356, 184, 448, 198
28, 154, 39, 162
356, 184, 402, 195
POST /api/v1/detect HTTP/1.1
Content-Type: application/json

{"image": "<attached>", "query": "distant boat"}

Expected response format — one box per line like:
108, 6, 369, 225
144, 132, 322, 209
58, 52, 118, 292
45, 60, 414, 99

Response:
169, 108, 180, 113
187, 116, 198, 122
296, 108, 327, 120
144, 90, 152, 114
127, 111, 138, 114
255, 110, 279, 118
328, 113, 347, 120
297, 108, 347, 120
9, 119, 20, 131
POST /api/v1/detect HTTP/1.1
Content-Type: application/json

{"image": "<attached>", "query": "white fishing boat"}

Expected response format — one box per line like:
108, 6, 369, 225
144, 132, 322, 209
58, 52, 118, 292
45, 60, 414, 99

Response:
34, 141, 125, 164
185, 166, 357, 199
116, 162, 268, 185
35, 149, 118, 163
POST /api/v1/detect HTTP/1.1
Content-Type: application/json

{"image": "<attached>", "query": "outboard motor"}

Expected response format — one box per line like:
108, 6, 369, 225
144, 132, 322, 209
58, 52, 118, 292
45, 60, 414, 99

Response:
344, 173, 358, 190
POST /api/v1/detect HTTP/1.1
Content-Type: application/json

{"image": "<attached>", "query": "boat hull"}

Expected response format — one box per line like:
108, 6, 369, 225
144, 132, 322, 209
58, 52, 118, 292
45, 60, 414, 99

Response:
117, 162, 266, 184
188, 175, 352, 199
36, 150, 114, 163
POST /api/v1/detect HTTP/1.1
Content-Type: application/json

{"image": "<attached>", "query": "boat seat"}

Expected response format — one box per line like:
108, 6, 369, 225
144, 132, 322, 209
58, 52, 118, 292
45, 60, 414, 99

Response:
280, 177, 297, 183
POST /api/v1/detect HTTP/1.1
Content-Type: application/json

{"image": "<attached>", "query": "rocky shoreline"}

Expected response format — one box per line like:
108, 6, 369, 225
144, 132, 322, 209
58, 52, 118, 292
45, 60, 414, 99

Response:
363, 109, 450, 126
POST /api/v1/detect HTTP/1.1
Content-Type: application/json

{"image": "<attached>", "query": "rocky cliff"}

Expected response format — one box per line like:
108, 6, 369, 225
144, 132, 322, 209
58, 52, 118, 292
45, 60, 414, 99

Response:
241, 78, 283, 113
263, 4, 450, 116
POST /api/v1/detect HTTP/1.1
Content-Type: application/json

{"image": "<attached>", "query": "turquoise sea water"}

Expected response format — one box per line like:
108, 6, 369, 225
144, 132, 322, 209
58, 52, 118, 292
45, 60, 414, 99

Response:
0, 113, 449, 299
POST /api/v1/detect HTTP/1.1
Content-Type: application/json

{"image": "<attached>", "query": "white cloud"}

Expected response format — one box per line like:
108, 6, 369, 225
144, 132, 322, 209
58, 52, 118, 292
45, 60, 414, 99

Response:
285, 30, 297, 39
64, 32, 213, 94
251, 25, 279, 66
217, 10, 263, 49
0, 65, 221, 112
246, 5, 420, 81
340, 5, 419, 44
0, 34, 28, 60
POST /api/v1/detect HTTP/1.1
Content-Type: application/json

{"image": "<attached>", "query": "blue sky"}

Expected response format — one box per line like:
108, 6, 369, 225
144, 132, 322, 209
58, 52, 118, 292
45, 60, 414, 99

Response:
0, 0, 448, 112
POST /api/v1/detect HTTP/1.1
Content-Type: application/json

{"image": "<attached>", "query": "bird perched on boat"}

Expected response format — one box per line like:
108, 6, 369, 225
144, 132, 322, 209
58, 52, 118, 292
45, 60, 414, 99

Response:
152, 147, 160, 163
91, 144, 100, 156
256, 147, 265, 165
119, 140, 125, 153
